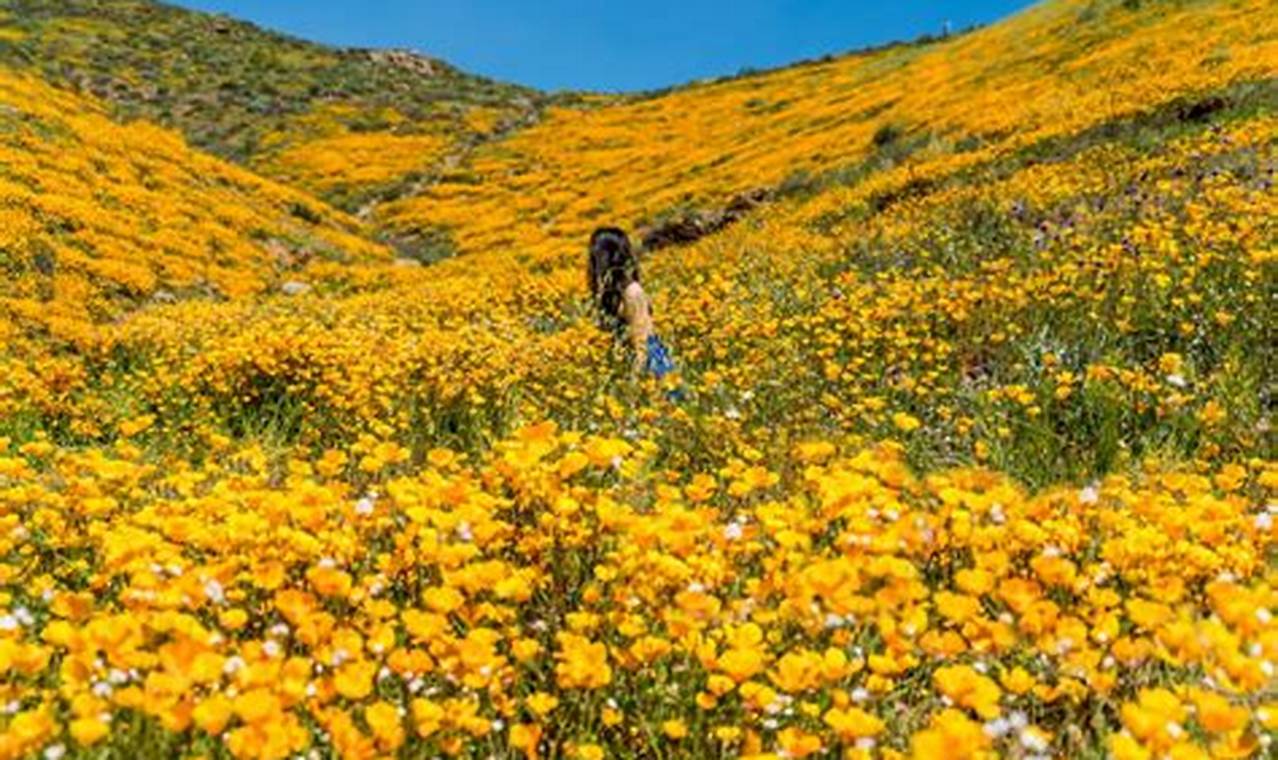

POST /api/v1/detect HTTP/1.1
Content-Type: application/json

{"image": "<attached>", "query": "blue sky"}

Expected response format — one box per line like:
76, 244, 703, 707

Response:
169, 1, 1036, 92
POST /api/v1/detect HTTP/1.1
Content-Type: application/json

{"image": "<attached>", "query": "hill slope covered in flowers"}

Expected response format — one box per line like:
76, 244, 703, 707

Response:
0, 0, 1276, 758
0, 0, 546, 216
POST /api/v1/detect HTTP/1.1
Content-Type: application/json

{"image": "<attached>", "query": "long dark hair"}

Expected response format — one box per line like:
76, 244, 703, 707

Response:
587, 227, 639, 326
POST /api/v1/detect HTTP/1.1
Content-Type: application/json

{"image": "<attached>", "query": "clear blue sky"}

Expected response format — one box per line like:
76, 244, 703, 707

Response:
168, 1, 1036, 92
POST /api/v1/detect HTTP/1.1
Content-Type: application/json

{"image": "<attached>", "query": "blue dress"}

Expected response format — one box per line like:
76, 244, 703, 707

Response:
644, 334, 676, 379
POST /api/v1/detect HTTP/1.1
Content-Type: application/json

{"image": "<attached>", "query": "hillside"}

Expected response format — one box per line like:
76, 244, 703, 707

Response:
0, 67, 391, 345
0, 0, 1276, 759
380, 0, 1278, 266
0, 0, 545, 212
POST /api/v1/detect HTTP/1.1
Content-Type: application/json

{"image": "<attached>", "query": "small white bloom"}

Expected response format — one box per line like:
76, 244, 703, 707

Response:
262, 640, 280, 658
43, 744, 66, 760
1020, 729, 1048, 752
1165, 373, 1187, 388
0, 615, 17, 632
723, 522, 743, 540
1078, 486, 1099, 505
223, 656, 246, 675
354, 497, 375, 516
204, 579, 225, 605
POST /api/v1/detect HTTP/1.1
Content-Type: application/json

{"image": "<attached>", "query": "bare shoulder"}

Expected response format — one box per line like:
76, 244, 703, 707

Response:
622, 281, 649, 307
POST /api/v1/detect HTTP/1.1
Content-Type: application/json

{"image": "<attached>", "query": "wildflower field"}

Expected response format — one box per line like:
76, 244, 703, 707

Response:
0, 0, 1276, 758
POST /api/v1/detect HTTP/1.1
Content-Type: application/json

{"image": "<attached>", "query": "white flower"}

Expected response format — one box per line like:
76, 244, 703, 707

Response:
0, 615, 17, 632
1078, 485, 1099, 505
851, 687, 870, 703
262, 640, 280, 658
354, 497, 375, 516
223, 656, 246, 675
1020, 729, 1049, 752
43, 744, 66, 760
203, 579, 225, 605
982, 718, 1009, 738
1165, 373, 1187, 388
723, 522, 743, 540
1256, 513, 1273, 530
456, 522, 473, 542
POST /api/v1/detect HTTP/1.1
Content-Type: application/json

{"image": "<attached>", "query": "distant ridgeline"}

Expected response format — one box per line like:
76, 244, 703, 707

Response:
0, 0, 547, 211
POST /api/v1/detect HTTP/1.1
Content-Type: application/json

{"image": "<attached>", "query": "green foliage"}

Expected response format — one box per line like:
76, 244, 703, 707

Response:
0, 0, 544, 182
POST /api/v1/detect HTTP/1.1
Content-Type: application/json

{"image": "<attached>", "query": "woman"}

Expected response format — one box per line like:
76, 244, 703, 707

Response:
587, 227, 675, 380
